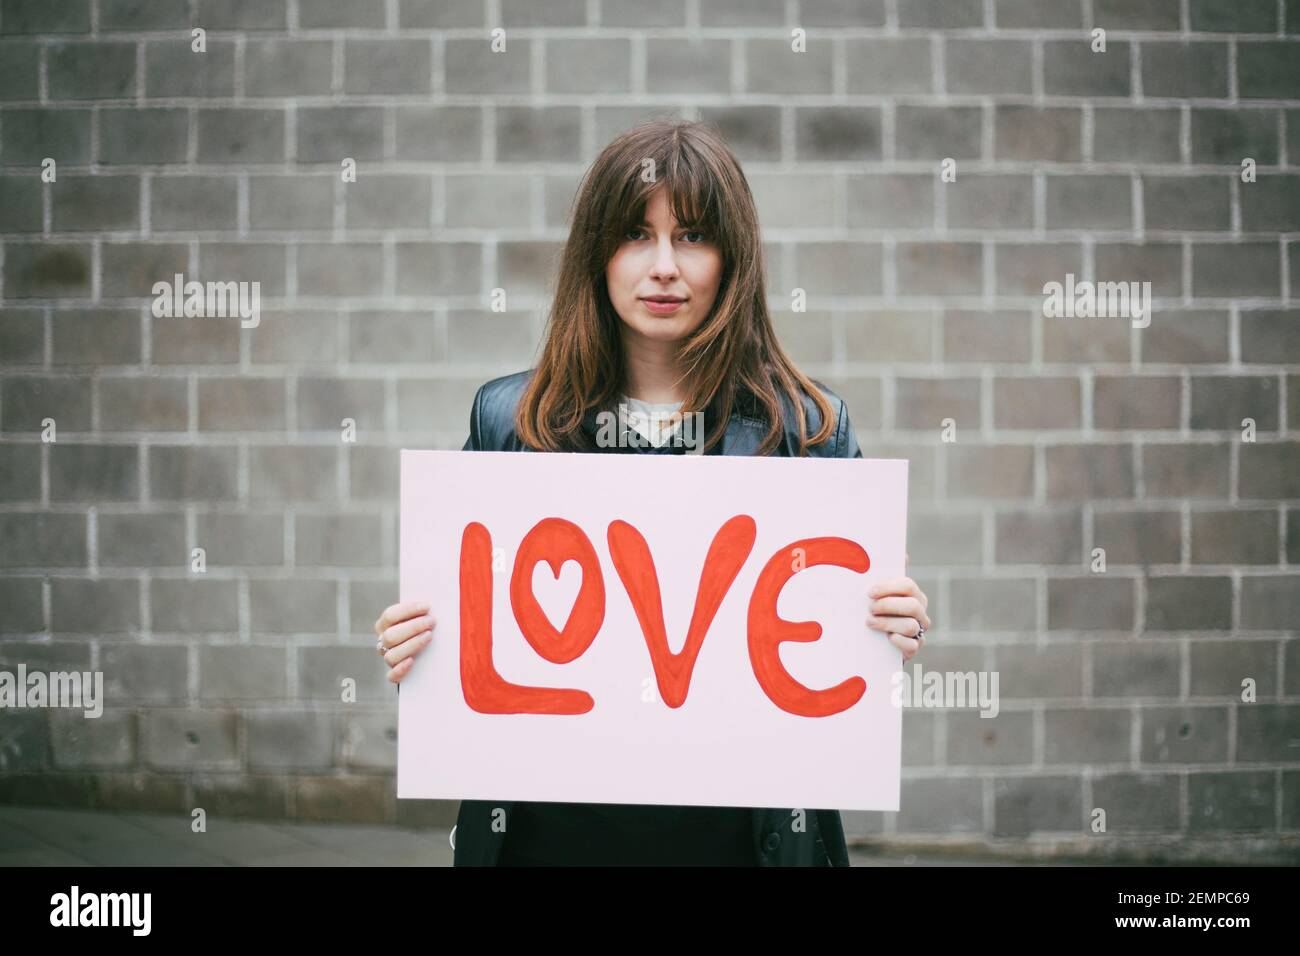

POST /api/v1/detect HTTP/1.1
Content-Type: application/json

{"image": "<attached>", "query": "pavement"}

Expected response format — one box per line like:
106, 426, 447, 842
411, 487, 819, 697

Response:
0, 805, 1024, 866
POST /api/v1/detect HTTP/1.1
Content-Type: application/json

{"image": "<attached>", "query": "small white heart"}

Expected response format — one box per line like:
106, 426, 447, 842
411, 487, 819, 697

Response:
530, 559, 583, 632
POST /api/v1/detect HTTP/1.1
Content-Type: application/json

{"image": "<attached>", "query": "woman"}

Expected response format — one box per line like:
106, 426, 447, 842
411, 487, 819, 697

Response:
374, 120, 932, 866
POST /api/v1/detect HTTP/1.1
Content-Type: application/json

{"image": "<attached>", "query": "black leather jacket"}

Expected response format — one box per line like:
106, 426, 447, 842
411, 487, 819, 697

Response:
450, 368, 863, 866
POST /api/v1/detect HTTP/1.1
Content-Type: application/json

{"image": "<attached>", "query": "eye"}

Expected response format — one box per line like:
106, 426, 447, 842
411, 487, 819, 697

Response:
625, 226, 647, 241
682, 230, 707, 244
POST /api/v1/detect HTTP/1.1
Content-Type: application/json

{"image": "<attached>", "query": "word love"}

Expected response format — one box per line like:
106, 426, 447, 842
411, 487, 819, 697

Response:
459, 514, 872, 718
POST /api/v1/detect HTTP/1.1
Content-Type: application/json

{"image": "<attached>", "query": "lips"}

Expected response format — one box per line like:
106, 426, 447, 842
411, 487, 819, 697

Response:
640, 296, 686, 303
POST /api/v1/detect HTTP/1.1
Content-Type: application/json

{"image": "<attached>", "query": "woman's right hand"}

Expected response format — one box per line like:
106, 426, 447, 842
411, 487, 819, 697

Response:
374, 601, 437, 684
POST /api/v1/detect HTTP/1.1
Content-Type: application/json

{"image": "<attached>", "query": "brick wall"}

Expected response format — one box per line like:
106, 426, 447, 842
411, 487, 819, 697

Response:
0, 0, 1297, 860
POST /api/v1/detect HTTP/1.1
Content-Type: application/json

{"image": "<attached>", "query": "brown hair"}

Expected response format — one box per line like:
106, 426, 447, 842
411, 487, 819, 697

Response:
514, 118, 836, 456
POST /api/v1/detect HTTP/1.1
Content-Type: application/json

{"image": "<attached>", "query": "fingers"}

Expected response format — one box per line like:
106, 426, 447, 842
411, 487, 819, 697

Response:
867, 613, 923, 639
384, 627, 434, 669
387, 656, 416, 684
374, 601, 431, 638
867, 576, 928, 609
868, 596, 931, 631
887, 632, 922, 662
379, 613, 436, 652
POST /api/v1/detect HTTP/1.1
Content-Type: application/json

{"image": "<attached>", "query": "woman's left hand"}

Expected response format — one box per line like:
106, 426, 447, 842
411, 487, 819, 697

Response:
866, 554, 931, 662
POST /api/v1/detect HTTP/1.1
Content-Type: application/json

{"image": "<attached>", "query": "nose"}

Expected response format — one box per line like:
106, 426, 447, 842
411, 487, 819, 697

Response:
648, 236, 680, 281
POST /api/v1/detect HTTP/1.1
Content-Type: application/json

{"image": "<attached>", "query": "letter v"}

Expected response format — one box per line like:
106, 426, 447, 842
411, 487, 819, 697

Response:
607, 515, 756, 708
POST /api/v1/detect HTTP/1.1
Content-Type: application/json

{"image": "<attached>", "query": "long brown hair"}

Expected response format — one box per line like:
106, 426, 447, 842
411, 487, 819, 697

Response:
514, 118, 836, 456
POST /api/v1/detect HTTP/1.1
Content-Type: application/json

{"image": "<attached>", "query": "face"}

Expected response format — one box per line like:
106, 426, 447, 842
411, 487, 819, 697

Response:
604, 187, 723, 348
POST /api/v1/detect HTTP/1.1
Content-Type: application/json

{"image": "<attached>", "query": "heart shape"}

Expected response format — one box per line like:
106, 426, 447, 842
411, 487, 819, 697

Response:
530, 559, 584, 634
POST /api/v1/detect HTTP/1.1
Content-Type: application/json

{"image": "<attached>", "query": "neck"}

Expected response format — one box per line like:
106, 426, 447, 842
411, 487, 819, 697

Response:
619, 327, 688, 404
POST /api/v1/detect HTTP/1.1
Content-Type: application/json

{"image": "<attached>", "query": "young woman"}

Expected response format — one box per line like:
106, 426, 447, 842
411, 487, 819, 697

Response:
374, 120, 932, 866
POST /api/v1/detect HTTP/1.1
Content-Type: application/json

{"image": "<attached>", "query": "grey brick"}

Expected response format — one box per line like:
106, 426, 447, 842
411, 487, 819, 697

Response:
294, 514, 385, 568
247, 176, 333, 231
2, 243, 92, 298
1094, 0, 1181, 30
193, 511, 285, 567
908, 510, 982, 566
443, 38, 530, 95
845, 38, 932, 94
846, 310, 934, 362
249, 309, 340, 365
199, 645, 288, 700
794, 107, 883, 161
948, 711, 1034, 766
97, 512, 186, 567
746, 39, 833, 95
343, 38, 431, 96
1240, 574, 1300, 630
196, 108, 285, 163
339, 711, 397, 771
496, 106, 583, 162
143, 709, 239, 771
1192, 243, 1281, 298
991, 643, 1083, 697
248, 577, 337, 635
50, 444, 138, 501
1142, 443, 1230, 498
1239, 444, 1300, 500
994, 377, 1081, 429
1190, 375, 1278, 431
348, 446, 398, 500
247, 711, 334, 770
447, 311, 538, 364
1093, 508, 1182, 565
1241, 309, 1300, 364
548, 38, 634, 94
244, 39, 333, 97
1189, 771, 1275, 831
845, 174, 933, 229
1142, 310, 1229, 365
1095, 242, 1182, 298
394, 106, 481, 161
297, 107, 385, 163
789, 242, 882, 295
993, 776, 1081, 837
1093, 108, 1183, 164
1145, 576, 1233, 631
0, 513, 87, 568
50, 577, 141, 633
399, 0, 483, 28
197, 0, 289, 30
1237, 704, 1300, 761
994, 242, 1084, 295
1, 374, 92, 431
896, 106, 982, 160
693, 106, 781, 162
99, 241, 187, 300
645, 38, 731, 94
1241, 175, 1300, 232
96, 376, 186, 432
1189, 0, 1276, 32
995, 508, 1083, 565
196, 242, 287, 296
1045, 444, 1135, 500
144, 40, 235, 98
898, 0, 982, 27
100, 642, 187, 702
0, 0, 90, 33
0, 306, 44, 363
0, 445, 39, 501
190, 774, 288, 819
347, 310, 439, 364
343, 174, 433, 231
1141, 42, 1230, 98
150, 175, 238, 232
196, 378, 286, 432
948, 445, 1036, 500
1091, 773, 1181, 831
1047, 576, 1136, 630
148, 445, 238, 502
1191, 108, 1279, 164
295, 376, 384, 433
895, 377, 980, 431
1091, 641, 1181, 698
1144, 176, 1231, 232
99, 0, 187, 30
298, 646, 386, 701
1191, 509, 1280, 564
100, 107, 188, 164
1045, 175, 1132, 231
151, 578, 239, 632
945, 39, 1032, 95
946, 310, 1034, 361
1043, 317, 1130, 366
297, 243, 385, 298
1238, 42, 1300, 99
297, 0, 384, 28
51, 175, 139, 232
501, 0, 585, 26
49, 711, 134, 769
1042, 41, 1130, 97
994, 0, 1081, 28
1044, 708, 1132, 763
491, 240, 563, 297
48, 40, 135, 100
897, 242, 983, 296
0, 108, 91, 166
0, 39, 38, 100
248, 446, 339, 502
1190, 640, 1278, 696
1093, 376, 1181, 430
946, 175, 1032, 230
